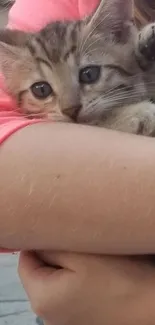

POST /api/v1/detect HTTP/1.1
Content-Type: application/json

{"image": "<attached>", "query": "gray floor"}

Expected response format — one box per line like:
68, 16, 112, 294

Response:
0, 254, 36, 325
0, 6, 36, 325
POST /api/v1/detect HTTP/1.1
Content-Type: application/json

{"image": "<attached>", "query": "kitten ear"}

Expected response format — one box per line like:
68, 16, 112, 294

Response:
0, 29, 29, 76
87, 0, 135, 43
0, 29, 33, 95
0, 29, 28, 45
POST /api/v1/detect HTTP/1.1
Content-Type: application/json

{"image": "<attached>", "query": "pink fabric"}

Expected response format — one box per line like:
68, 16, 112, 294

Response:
0, 77, 40, 145
8, 0, 98, 31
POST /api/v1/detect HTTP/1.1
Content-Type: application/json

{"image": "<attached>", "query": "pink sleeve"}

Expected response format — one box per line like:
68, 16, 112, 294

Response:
8, 0, 98, 31
0, 80, 40, 145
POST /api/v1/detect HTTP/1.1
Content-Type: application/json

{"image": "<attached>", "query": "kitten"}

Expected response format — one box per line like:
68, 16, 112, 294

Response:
0, 0, 155, 135
76, 0, 155, 135
136, 22, 155, 101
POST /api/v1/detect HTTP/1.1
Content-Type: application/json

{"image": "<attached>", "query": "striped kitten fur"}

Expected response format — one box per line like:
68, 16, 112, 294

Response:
0, 0, 155, 135
0, 0, 14, 9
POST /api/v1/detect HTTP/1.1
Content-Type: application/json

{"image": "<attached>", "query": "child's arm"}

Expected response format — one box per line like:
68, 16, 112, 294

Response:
0, 121, 155, 255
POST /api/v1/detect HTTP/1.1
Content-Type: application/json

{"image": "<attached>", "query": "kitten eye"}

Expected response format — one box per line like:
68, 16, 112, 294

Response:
79, 65, 101, 84
31, 82, 53, 99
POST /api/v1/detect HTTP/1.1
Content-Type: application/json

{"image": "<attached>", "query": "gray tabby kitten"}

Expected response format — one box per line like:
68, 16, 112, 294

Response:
0, 0, 155, 135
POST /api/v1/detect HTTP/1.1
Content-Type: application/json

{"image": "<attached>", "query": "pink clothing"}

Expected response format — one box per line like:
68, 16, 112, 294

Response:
8, 0, 98, 31
0, 78, 40, 146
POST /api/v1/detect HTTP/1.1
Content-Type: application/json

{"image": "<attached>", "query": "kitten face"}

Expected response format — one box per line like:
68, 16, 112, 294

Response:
78, 41, 145, 125
0, 23, 82, 120
0, 0, 148, 124
77, 0, 147, 125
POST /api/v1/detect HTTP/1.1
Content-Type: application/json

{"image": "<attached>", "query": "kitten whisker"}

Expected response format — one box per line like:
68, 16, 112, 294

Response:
83, 39, 100, 56
99, 86, 147, 98
80, 13, 110, 55
86, 93, 150, 113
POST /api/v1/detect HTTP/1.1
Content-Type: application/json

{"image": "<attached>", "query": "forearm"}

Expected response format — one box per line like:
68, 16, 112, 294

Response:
0, 122, 155, 254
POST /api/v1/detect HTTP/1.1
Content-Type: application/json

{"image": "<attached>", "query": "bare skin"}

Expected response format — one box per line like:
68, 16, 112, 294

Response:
19, 251, 155, 325
0, 122, 155, 254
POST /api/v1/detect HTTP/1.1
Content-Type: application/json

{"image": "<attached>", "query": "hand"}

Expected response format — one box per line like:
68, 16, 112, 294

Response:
19, 251, 155, 325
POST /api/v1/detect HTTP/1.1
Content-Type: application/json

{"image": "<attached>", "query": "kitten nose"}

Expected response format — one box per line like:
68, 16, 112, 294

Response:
63, 105, 81, 119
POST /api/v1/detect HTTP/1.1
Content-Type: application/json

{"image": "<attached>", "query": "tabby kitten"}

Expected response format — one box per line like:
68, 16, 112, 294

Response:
0, 0, 155, 135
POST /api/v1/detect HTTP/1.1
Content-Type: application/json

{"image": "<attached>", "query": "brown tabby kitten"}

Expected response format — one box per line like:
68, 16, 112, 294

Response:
0, 0, 155, 135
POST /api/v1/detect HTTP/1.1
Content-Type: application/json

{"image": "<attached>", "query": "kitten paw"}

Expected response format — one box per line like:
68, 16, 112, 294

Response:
138, 102, 155, 137
137, 23, 155, 64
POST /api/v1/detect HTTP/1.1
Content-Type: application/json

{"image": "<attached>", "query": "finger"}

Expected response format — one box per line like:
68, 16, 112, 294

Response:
18, 251, 57, 284
18, 251, 59, 302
